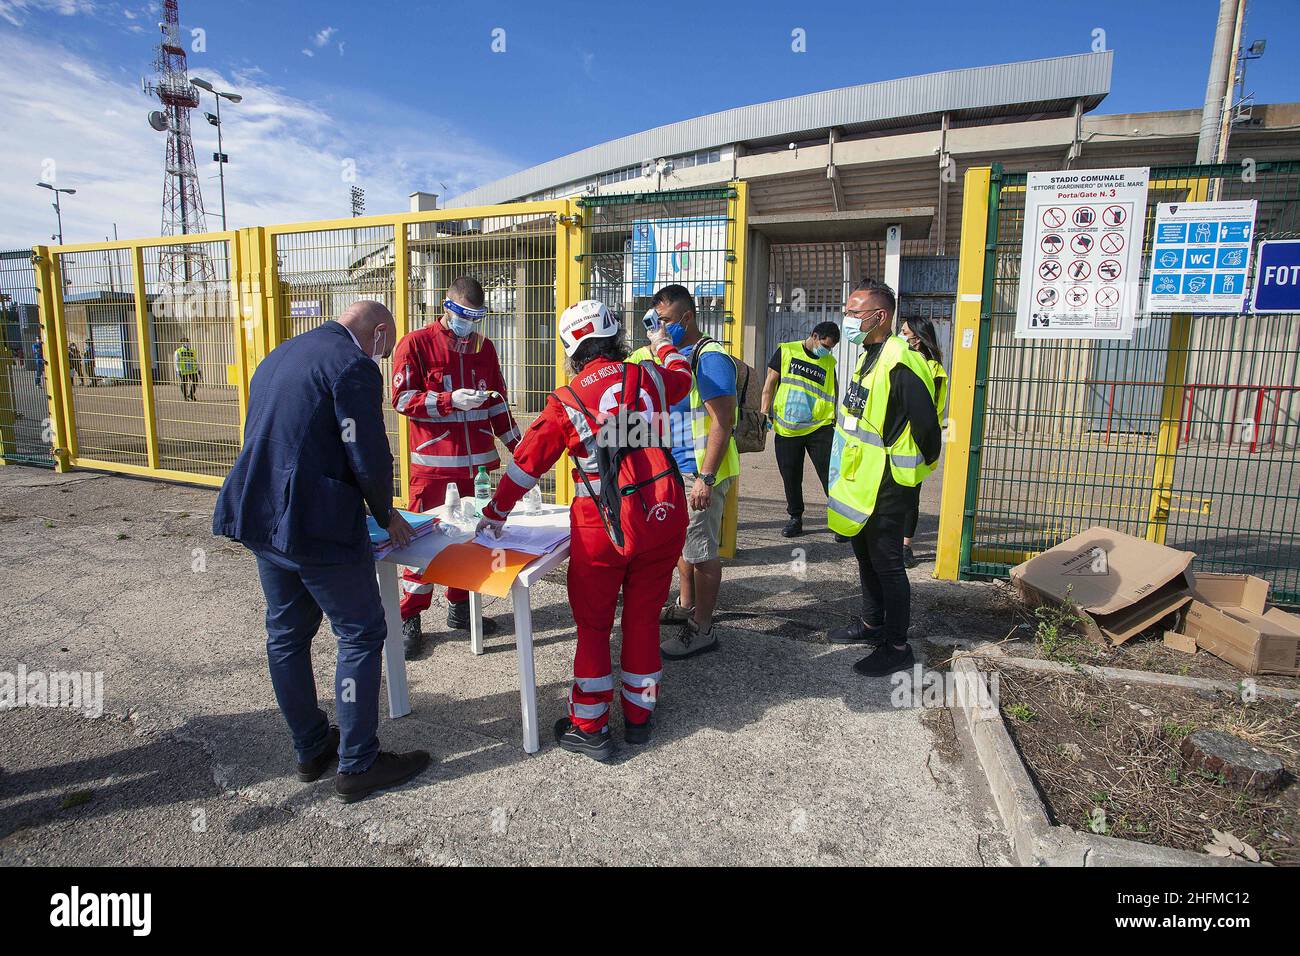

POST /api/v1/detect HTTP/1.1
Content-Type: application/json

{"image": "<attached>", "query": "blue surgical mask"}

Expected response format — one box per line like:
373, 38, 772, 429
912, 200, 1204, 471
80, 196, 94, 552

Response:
813, 344, 831, 358
665, 322, 686, 346
843, 322, 867, 346
449, 316, 474, 337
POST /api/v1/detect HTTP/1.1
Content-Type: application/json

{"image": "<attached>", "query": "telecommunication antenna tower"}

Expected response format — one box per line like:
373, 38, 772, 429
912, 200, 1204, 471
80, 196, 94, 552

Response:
144, 0, 214, 285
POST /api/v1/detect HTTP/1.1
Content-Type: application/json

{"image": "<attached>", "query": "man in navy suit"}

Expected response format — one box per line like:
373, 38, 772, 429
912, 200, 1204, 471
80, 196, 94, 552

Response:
213, 300, 430, 804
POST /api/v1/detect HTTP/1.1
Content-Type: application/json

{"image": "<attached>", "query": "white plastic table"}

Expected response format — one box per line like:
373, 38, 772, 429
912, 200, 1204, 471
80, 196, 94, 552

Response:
374, 505, 571, 754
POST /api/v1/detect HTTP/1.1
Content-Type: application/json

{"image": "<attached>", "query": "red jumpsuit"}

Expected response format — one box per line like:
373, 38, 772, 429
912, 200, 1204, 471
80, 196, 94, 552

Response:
484, 339, 692, 732
391, 322, 520, 618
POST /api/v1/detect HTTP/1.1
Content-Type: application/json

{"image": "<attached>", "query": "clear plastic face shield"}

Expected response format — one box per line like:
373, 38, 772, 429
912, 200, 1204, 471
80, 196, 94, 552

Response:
444, 298, 487, 337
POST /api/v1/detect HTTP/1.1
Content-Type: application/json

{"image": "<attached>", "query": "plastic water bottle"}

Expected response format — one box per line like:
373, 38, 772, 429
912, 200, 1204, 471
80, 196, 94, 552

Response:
521, 485, 542, 515
444, 483, 461, 512
474, 466, 492, 504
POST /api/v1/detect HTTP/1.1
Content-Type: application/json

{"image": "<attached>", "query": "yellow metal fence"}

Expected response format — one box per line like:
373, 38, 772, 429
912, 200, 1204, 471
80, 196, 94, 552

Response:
30, 187, 750, 525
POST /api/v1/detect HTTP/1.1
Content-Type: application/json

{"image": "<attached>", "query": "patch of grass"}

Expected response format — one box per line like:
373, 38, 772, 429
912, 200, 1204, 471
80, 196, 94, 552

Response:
1162, 720, 1195, 740
59, 789, 93, 810
1006, 703, 1036, 722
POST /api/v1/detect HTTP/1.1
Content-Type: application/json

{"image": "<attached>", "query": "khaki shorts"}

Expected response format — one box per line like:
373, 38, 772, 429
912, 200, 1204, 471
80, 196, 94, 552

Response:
682, 476, 733, 564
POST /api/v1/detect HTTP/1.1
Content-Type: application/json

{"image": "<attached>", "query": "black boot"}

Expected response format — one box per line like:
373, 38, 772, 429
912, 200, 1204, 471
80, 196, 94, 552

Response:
402, 614, 423, 660
625, 719, 653, 745
826, 619, 886, 646
554, 718, 613, 762
781, 516, 803, 538
295, 725, 340, 782
335, 750, 432, 803
447, 599, 499, 635
853, 642, 916, 677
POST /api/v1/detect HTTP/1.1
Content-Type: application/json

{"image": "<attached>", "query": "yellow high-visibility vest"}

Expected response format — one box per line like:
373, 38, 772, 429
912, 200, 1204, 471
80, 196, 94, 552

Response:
827, 335, 937, 536
772, 340, 836, 437
176, 346, 198, 375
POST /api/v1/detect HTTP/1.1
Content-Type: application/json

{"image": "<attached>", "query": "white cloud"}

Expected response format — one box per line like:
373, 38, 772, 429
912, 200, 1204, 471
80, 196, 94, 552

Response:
0, 0, 97, 27
301, 48, 313, 57
0, 31, 522, 247
313, 26, 336, 47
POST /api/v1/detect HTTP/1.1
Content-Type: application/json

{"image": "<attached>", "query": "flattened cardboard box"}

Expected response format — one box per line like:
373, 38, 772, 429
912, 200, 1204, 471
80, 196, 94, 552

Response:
1009, 527, 1194, 645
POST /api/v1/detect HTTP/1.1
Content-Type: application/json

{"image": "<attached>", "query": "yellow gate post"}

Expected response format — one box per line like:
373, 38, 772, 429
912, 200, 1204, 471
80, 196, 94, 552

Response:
393, 221, 411, 504
934, 167, 993, 580
552, 200, 581, 506
718, 179, 749, 560
32, 245, 74, 471
129, 245, 161, 470
1144, 176, 1208, 545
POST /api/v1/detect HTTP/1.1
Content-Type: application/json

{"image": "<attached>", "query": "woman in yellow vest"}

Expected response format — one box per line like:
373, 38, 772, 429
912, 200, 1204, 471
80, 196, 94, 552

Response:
825, 280, 943, 678
758, 321, 842, 539
898, 315, 948, 568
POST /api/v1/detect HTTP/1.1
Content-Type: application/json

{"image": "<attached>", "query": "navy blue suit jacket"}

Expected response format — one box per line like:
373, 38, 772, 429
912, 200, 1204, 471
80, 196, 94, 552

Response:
213, 321, 394, 565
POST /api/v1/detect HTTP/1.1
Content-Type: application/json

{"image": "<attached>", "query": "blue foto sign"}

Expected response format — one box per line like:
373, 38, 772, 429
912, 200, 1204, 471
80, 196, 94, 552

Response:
1251, 240, 1300, 314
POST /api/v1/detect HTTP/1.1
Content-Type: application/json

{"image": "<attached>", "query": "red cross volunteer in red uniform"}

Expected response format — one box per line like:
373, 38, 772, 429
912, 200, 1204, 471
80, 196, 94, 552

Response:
477, 299, 692, 761
390, 276, 521, 658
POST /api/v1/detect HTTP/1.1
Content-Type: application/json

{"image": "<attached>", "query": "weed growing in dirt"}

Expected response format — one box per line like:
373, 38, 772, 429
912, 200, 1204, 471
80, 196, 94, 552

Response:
1033, 587, 1083, 665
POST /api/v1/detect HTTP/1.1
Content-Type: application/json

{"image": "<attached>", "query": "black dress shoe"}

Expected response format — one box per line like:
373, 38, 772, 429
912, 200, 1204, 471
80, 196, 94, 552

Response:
826, 619, 886, 646
296, 725, 340, 782
402, 614, 423, 660
853, 642, 916, 677
833, 532, 851, 543
554, 718, 614, 762
447, 600, 499, 635
781, 516, 804, 538
335, 749, 432, 803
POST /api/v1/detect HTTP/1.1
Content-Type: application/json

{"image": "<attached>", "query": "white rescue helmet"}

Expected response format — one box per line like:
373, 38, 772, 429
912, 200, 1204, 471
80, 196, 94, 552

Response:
559, 299, 620, 357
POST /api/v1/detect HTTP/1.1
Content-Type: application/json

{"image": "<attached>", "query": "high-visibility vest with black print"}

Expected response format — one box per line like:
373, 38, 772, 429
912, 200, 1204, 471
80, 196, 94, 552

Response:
827, 335, 937, 536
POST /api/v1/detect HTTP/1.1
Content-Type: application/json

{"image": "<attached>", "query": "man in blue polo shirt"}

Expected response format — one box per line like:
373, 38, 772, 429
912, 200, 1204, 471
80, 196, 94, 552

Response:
649, 284, 739, 661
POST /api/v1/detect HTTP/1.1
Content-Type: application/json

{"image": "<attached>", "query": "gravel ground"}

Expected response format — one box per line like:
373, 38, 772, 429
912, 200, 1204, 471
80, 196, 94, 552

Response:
0, 453, 1014, 866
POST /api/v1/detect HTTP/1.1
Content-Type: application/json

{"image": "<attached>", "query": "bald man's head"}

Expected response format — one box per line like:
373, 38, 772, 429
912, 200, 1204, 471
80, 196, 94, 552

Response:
338, 300, 396, 360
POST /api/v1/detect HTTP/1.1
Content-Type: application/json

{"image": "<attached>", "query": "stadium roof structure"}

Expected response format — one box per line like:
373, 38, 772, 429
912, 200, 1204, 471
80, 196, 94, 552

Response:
447, 51, 1113, 208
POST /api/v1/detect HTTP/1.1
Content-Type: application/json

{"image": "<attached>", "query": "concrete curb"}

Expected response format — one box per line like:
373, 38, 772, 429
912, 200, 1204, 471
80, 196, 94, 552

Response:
950, 655, 1258, 867
970, 645, 1300, 702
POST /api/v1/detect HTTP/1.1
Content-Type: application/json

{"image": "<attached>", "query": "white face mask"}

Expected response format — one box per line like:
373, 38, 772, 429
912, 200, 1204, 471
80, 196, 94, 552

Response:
370, 328, 386, 363
449, 316, 474, 337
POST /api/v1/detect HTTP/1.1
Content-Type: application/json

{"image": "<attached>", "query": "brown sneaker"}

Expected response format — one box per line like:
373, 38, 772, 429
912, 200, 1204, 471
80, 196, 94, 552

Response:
659, 602, 694, 625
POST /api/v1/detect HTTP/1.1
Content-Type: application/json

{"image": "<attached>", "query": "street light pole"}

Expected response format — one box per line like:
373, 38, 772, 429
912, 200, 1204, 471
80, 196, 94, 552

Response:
214, 93, 226, 230
35, 182, 76, 245
190, 78, 241, 231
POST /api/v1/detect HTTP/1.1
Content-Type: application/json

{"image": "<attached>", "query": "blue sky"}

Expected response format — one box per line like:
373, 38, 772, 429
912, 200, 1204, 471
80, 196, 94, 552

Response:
1, 0, 1297, 246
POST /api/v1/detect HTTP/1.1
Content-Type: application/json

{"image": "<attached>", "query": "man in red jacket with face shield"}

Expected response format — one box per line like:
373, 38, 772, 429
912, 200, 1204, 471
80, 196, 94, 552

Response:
391, 276, 521, 658
477, 300, 692, 761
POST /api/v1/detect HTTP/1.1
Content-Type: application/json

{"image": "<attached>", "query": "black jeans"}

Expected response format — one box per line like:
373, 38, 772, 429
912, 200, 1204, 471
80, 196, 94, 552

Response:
773, 424, 833, 518
850, 511, 910, 646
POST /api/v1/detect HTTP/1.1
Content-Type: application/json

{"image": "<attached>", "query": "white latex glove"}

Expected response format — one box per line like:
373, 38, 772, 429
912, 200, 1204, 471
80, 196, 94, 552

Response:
647, 325, 672, 353
475, 515, 505, 539
452, 387, 488, 411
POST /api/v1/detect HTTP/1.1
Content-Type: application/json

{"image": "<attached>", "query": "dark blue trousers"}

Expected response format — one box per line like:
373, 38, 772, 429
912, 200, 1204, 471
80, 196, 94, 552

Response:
252, 547, 386, 774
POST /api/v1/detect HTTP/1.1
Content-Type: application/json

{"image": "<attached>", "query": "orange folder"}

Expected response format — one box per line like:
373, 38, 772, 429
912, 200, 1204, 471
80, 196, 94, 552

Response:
419, 542, 536, 598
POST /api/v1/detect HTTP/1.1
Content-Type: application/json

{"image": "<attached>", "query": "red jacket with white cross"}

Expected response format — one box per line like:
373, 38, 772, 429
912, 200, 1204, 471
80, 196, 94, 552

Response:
390, 322, 521, 481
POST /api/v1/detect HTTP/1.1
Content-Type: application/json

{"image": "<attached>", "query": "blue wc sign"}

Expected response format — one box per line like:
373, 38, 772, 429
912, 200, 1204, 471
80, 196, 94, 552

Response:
1252, 239, 1300, 313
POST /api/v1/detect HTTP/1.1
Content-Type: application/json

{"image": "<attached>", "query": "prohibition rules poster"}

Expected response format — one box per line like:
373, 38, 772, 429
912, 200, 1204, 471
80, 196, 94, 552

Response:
1015, 167, 1150, 340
